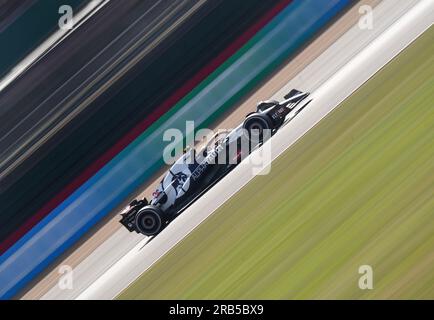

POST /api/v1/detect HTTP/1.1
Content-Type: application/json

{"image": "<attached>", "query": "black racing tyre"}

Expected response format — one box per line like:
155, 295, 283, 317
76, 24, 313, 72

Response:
135, 205, 164, 236
243, 113, 273, 142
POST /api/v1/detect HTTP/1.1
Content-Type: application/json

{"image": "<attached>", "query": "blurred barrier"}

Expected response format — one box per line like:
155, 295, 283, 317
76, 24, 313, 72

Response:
0, 0, 87, 79
0, 0, 351, 299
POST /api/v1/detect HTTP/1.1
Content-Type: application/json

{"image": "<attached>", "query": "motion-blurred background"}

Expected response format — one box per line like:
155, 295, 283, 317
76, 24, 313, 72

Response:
0, 0, 432, 300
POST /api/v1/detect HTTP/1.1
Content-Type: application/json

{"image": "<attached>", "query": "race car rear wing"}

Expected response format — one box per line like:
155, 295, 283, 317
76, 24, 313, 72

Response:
265, 89, 311, 125
280, 89, 310, 108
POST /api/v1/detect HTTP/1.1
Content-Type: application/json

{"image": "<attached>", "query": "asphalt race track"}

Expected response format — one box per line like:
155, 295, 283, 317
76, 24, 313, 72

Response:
19, 0, 433, 299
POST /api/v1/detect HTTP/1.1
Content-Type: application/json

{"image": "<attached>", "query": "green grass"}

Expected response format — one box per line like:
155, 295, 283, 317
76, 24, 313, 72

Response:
119, 28, 434, 299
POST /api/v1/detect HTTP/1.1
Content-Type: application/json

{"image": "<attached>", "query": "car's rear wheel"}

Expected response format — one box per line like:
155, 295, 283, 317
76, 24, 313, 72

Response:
135, 205, 164, 236
243, 113, 273, 143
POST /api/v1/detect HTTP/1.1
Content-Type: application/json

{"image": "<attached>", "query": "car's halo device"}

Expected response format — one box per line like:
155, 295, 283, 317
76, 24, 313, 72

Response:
120, 89, 311, 236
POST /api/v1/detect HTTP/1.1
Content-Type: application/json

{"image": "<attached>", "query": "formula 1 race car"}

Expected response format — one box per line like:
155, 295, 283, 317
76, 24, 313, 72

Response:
120, 89, 311, 236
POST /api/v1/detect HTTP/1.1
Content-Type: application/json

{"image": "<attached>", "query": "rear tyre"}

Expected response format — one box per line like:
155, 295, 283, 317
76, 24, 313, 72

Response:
135, 205, 164, 236
243, 113, 273, 143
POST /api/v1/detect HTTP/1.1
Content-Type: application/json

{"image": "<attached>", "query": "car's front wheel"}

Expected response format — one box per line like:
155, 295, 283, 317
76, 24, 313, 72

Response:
135, 205, 164, 236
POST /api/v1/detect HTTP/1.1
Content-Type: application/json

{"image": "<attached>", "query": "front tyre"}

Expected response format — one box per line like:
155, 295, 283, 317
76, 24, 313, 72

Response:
135, 205, 164, 236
